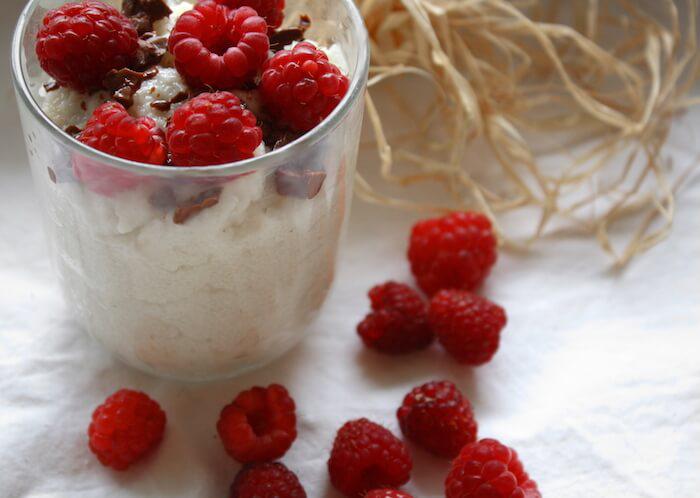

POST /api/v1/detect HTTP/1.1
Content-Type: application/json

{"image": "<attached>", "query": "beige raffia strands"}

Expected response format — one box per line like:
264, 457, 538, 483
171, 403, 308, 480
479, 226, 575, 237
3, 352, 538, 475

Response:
355, 0, 700, 265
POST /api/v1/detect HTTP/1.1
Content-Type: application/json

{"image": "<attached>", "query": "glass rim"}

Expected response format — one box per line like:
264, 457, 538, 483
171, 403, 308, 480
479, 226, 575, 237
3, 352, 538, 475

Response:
11, 0, 370, 178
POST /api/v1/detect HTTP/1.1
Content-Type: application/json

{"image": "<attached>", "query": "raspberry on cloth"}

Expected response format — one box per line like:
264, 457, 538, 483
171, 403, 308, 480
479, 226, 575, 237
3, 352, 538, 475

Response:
230, 462, 306, 498
445, 438, 541, 498
217, 384, 297, 463
328, 418, 412, 497
397, 380, 478, 458
408, 212, 498, 296
429, 289, 507, 365
357, 281, 433, 354
87, 389, 166, 471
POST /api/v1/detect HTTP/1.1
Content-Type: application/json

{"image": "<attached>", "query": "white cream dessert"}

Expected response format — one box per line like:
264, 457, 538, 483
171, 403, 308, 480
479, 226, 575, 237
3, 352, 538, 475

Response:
31, 0, 354, 379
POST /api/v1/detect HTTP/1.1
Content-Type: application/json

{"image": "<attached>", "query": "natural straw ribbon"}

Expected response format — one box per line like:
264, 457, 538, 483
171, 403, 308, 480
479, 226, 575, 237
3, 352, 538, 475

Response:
355, 0, 700, 265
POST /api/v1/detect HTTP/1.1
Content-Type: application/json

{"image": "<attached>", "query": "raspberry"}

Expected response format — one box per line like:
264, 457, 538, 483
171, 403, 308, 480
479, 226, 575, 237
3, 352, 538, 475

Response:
365, 490, 414, 498
79, 102, 167, 164
167, 91, 263, 166
428, 290, 507, 365
36, 1, 138, 92
87, 389, 166, 471
445, 439, 541, 498
217, 384, 296, 463
213, 0, 285, 30
357, 281, 433, 355
408, 212, 497, 296
260, 42, 349, 132
397, 380, 477, 458
168, 1, 269, 89
230, 462, 307, 498
328, 418, 412, 498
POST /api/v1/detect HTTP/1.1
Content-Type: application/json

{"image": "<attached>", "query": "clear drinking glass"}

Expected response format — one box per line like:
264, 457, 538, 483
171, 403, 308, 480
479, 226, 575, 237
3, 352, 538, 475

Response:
11, 0, 369, 380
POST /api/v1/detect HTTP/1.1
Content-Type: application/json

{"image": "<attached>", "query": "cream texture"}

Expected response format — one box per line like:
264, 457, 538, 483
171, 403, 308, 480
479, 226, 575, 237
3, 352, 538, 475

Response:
33, 0, 353, 379
47, 171, 344, 379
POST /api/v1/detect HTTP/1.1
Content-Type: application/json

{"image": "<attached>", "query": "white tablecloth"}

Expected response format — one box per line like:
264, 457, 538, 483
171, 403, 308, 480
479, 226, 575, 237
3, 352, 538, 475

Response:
2, 2, 700, 497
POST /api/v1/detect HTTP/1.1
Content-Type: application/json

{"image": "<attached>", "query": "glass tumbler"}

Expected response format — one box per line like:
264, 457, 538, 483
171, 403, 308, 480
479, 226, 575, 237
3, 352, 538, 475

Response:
12, 0, 369, 380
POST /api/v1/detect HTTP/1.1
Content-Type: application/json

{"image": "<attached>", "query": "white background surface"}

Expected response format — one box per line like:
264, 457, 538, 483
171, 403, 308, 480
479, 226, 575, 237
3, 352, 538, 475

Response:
2, 1, 700, 497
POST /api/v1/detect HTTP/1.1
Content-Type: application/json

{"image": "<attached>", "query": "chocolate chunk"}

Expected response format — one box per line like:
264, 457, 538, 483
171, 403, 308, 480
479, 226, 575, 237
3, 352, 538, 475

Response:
269, 15, 312, 52
103, 67, 159, 109
173, 187, 222, 224
47, 167, 57, 183
64, 125, 82, 137
275, 165, 326, 199
149, 100, 171, 111
149, 185, 177, 209
149, 90, 190, 112
123, 0, 172, 35
133, 37, 167, 70
113, 86, 136, 108
43, 81, 60, 92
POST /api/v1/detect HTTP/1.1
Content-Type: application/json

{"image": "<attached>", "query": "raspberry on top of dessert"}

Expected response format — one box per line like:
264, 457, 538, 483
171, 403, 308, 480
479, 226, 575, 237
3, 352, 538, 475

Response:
36, 0, 350, 170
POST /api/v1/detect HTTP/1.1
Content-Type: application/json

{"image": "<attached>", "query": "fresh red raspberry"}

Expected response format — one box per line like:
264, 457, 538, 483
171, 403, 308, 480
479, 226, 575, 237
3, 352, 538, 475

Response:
408, 212, 497, 296
79, 102, 167, 164
397, 380, 477, 458
168, 1, 269, 89
260, 42, 349, 132
328, 418, 412, 498
36, 1, 138, 92
230, 462, 307, 498
357, 281, 433, 355
167, 91, 263, 166
217, 384, 296, 464
445, 439, 541, 498
428, 290, 507, 365
213, 0, 285, 30
87, 389, 166, 471
365, 490, 414, 498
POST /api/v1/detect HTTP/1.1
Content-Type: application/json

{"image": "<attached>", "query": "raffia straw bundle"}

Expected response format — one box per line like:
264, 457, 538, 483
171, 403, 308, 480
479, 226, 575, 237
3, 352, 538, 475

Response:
356, 0, 700, 265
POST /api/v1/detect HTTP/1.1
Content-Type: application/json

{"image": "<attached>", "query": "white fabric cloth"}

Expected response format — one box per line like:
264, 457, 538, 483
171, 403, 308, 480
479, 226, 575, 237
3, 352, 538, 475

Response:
2, 2, 700, 497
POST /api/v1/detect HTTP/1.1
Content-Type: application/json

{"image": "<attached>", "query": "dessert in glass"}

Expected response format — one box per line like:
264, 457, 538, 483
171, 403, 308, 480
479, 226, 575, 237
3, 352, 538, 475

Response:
12, 0, 369, 380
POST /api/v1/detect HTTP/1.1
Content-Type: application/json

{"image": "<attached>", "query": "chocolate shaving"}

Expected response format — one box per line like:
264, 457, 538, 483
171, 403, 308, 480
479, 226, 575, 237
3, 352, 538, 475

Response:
47, 167, 57, 183
132, 36, 167, 70
65, 125, 82, 137
103, 67, 159, 108
149, 90, 189, 112
149, 185, 177, 209
43, 81, 60, 92
173, 187, 222, 224
275, 165, 326, 199
123, 0, 172, 35
269, 15, 312, 52
149, 100, 171, 111
80, 101, 87, 111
